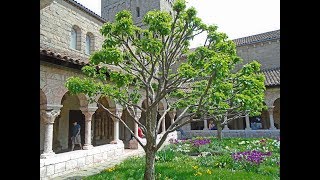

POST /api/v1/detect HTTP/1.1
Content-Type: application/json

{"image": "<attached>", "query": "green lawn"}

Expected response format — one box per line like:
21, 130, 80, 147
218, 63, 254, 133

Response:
84, 137, 280, 180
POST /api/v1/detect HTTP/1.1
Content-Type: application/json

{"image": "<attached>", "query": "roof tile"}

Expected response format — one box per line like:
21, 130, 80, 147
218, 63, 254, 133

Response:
233, 30, 280, 46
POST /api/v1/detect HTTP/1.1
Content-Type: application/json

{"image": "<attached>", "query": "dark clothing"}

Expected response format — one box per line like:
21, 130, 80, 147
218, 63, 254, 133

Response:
71, 124, 81, 144
72, 124, 80, 137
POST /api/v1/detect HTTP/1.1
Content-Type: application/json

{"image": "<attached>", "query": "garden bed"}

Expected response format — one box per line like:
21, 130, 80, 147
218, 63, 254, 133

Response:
84, 137, 280, 180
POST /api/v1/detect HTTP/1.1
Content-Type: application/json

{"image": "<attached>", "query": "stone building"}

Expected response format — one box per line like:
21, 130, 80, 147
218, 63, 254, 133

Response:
40, 0, 279, 178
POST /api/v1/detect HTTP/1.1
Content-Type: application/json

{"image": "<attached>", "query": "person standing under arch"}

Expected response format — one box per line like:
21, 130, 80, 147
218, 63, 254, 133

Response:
71, 121, 82, 151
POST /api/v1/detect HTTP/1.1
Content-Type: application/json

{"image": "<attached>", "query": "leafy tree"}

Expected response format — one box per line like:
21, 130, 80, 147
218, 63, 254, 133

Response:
66, 0, 265, 179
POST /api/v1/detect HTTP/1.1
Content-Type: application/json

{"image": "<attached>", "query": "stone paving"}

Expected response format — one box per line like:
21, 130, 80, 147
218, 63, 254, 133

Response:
51, 148, 145, 180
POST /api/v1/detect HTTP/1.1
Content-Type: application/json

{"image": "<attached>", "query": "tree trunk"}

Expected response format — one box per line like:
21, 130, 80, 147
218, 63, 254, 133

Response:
144, 145, 156, 180
217, 124, 222, 140
143, 106, 158, 180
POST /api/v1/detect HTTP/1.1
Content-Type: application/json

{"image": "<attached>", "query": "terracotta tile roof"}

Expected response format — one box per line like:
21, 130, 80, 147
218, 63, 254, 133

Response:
262, 67, 280, 87
65, 0, 106, 23
232, 30, 280, 46
40, 46, 123, 72
40, 46, 89, 66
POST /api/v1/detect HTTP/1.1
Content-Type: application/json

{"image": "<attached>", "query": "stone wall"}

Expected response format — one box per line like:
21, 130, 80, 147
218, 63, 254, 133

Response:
265, 87, 280, 107
235, 39, 280, 70
40, 0, 104, 61
40, 61, 86, 105
40, 131, 178, 179
180, 130, 280, 139
40, 143, 124, 180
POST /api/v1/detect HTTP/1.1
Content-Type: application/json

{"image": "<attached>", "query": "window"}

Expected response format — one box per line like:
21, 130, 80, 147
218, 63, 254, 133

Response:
70, 28, 77, 49
136, 7, 140, 17
85, 34, 91, 55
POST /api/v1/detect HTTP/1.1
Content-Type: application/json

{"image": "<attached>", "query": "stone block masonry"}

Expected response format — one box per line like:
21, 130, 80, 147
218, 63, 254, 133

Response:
40, 142, 124, 179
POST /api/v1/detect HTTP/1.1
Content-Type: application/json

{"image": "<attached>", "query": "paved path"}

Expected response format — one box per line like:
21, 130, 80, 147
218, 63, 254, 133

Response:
51, 148, 145, 180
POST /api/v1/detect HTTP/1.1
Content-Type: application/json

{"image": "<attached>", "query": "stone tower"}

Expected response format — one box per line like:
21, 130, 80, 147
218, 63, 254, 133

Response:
101, 0, 175, 26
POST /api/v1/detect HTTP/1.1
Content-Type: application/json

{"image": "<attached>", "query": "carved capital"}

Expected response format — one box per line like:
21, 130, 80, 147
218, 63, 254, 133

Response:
80, 106, 97, 121
41, 109, 60, 124
110, 108, 123, 121
268, 106, 275, 113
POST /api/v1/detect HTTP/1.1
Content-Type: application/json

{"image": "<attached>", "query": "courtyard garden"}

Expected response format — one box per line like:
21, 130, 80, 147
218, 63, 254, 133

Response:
84, 137, 280, 180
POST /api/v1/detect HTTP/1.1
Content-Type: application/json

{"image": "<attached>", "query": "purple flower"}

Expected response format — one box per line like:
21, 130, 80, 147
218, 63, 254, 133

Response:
232, 150, 272, 165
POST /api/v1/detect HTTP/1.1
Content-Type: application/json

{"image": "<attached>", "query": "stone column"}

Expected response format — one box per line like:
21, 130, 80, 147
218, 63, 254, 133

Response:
95, 118, 100, 140
40, 106, 61, 159
268, 106, 276, 130
111, 108, 123, 143
134, 109, 142, 138
203, 119, 208, 130
81, 107, 98, 150
223, 116, 229, 130
245, 115, 251, 130
158, 110, 166, 134
168, 110, 176, 125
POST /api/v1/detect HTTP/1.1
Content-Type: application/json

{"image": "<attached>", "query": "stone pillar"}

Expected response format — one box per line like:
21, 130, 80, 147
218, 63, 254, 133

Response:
203, 119, 208, 130
223, 116, 229, 130
111, 108, 123, 143
245, 115, 251, 130
134, 109, 142, 138
268, 106, 276, 130
81, 107, 98, 150
168, 110, 176, 125
40, 105, 61, 159
95, 118, 100, 140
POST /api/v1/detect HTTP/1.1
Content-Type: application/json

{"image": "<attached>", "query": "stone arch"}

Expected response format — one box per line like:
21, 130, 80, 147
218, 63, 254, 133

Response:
40, 88, 47, 110
259, 102, 270, 129
273, 98, 280, 129
92, 96, 116, 146
119, 108, 135, 148
53, 92, 86, 152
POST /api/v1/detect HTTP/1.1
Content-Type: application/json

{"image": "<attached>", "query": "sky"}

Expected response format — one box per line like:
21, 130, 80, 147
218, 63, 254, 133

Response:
75, 0, 280, 48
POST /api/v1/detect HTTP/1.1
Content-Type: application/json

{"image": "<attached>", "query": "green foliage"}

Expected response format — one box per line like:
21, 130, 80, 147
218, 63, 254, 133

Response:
66, 0, 267, 178
85, 137, 279, 180
143, 10, 172, 36
155, 148, 179, 163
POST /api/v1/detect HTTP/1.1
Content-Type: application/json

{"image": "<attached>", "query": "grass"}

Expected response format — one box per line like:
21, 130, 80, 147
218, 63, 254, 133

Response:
84, 137, 280, 180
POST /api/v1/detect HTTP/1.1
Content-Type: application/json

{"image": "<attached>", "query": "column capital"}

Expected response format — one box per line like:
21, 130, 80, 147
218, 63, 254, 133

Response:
110, 108, 123, 121
268, 106, 275, 111
41, 109, 60, 124
80, 106, 98, 121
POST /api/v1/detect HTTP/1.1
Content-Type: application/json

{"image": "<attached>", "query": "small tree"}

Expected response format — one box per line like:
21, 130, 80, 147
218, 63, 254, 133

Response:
66, 0, 265, 179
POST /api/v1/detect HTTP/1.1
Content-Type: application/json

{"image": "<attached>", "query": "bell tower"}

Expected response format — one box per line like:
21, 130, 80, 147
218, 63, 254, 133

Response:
101, 0, 175, 26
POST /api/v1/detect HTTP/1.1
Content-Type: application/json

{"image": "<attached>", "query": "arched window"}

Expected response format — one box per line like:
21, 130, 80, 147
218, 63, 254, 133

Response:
70, 28, 77, 49
70, 25, 81, 50
136, 7, 140, 17
85, 33, 94, 55
85, 34, 91, 55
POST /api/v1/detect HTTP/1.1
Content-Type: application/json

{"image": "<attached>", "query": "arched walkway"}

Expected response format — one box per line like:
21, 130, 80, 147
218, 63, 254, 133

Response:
273, 98, 280, 129
92, 96, 115, 146
119, 109, 135, 148
54, 92, 87, 153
